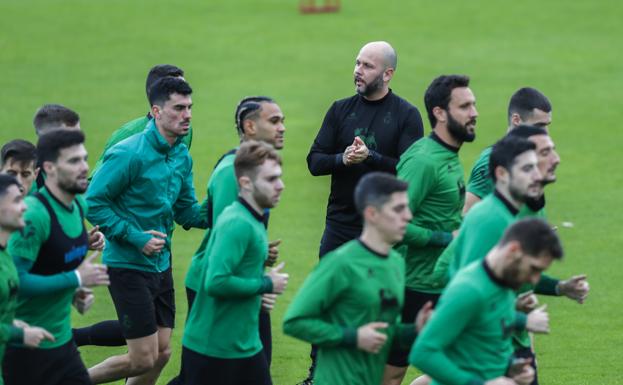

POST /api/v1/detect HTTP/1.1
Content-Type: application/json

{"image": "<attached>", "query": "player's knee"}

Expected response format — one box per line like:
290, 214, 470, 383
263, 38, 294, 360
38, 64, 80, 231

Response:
127, 350, 158, 375
156, 345, 172, 367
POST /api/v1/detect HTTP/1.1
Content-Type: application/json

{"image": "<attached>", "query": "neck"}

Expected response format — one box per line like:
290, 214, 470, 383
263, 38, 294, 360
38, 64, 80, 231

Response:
155, 122, 176, 146
485, 248, 505, 280
362, 86, 390, 102
0, 229, 8, 249
433, 126, 462, 149
495, 186, 522, 210
45, 181, 75, 207
239, 192, 264, 217
359, 225, 391, 255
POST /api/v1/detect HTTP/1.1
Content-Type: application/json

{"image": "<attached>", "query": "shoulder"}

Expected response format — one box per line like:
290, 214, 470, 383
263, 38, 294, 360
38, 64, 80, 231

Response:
445, 263, 487, 298
117, 115, 150, 132
398, 139, 437, 169
23, 195, 49, 222
389, 92, 418, 110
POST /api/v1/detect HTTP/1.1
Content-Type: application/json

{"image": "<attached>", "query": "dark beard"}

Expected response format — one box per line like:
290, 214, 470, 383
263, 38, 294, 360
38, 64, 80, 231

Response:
357, 73, 384, 98
59, 179, 88, 195
447, 111, 475, 143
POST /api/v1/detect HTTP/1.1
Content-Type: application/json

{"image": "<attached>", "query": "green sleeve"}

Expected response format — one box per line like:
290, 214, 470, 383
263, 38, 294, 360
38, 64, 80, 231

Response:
86, 147, 151, 251
173, 157, 208, 230
400, 161, 451, 247
430, 240, 456, 288
467, 149, 493, 199
534, 274, 559, 296
283, 258, 356, 347
409, 283, 485, 385
456, 218, 505, 271
0, 324, 23, 344
209, 165, 238, 226
13, 257, 79, 297
205, 218, 270, 298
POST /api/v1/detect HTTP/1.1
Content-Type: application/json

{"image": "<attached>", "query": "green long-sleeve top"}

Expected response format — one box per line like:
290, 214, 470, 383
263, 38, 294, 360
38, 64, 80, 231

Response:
410, 260, 523, 385
466, 146, 494, 199
91, 114, 193, 177
183, 199, 272, 359
396, 134, 465, 292
86, 120, 207, 273
0, 246, 22, 374
283, 239, 416, 385
185, 151, 238, 292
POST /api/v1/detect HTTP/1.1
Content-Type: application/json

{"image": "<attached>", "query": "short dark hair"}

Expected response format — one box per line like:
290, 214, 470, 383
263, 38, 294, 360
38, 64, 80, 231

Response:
234, 140, 282, 180
500, 218, 563, 260
489, 135, 536, 182
424, 75, 470, 127
354, 172, 408, 215
1, 140, 37, 168
234, 96, 276, 135
33, 104, 80, 135
148, 77, 193, 107
0, 173, 21, 198
37, 129, 86, 164
507, 87, 552, 125
145, 64, 185, 98
507, 124, 548, 139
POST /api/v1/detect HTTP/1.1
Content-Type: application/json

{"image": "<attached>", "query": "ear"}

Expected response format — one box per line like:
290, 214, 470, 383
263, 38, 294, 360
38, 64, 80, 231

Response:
151, 104, 160, 120
363, 205, 378, 223
33, 167, 40, 178
502, 240, 522, 261
238, 175, 253, 192
494, 165, 509, 183
432, 106, 447, 124
510, 113, 522, 127
242, 119, 256, 136
42, 160, 54, 175
383, 67, 395, 83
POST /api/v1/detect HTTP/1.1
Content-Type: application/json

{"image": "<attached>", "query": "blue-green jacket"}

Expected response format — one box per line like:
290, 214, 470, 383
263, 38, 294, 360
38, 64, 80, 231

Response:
86, 120, 207, 272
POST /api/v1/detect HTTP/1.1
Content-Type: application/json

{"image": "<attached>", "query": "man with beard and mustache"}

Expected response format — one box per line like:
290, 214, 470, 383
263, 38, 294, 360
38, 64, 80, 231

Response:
382, 75, 477, 385
305, 41, 423, 383
3, 130, 110, 385
410, 218, 562, 385
86, 77, 207, 385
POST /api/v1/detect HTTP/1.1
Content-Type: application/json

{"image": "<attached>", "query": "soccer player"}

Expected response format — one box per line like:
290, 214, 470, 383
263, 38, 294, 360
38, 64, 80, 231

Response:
305, 40, 424, 384
0, 174, 57, 385
86, 77, 207, 385
283, 172, 433, 385
463, 87, 552, 214
3, 130, 110, 385
171, 140, 289, 385
383, 74, 477, 385
184, 95, 285, 365
410, 218, 563, 385
0, 140, 38, 195
91, 64, 193, 175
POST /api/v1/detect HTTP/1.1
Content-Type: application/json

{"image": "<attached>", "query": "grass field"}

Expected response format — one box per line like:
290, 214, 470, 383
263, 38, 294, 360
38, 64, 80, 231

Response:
1, 0, 622, 384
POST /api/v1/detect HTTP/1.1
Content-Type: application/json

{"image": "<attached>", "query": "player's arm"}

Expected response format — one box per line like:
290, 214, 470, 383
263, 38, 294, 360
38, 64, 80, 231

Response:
283, 258, 356, 347
0, 322, 24, 345
209, 166, 239, 226
464, 151, 492, 215
399, 161, 452, 248
429, 239, 457, 288
86, 147, 152, 251
173, 157, 208, 230
205, 219, 272, 297
409, 283, 486, 385
307, 102, 350, 175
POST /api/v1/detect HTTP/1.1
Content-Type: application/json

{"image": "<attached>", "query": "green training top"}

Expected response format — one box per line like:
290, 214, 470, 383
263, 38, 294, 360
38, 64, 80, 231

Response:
91, 115, 193, 176
396, 134, 465, 293
0, 246, 22, 375
183, 199, 273, 359
283, 239, 416, 385
185, 152, 238, 292
410, 260, 523, 385
466, 146, 493, 199
8, 188, 86, 348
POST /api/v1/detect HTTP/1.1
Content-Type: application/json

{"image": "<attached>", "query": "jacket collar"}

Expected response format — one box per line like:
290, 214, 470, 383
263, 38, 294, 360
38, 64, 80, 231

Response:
145, 119, 182, 153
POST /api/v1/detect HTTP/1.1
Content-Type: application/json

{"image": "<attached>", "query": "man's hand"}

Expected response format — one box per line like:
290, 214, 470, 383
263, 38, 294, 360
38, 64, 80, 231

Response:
265, 239, 281, 267
557, 274, 589, 303
73, 288, 95, 315
342, 145, 356, 165
356, 322, 388, 354
13, 319, 29, 329
346, 136, 369, 165
266, 262, 289, 294
509, 359, 535, 385
88, 225, 105, 251
142, 230, 167, 256
415, 301, 434, 333
76, 251, 109, 288
516, 291, 538, 312
484, 377, 517, 385
23, 326, 55, 348
261, 293, 278, 311
526, 304, 549, 334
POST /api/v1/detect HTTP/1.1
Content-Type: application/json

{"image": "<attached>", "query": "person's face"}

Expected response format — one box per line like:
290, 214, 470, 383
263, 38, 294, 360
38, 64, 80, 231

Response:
0, 184, 27, 232
502, 248, 554, 289
250, 159, 285, 210
153, 93, 192, 138
515, 108, 552, 130
353, 48, 389, 97
368, 191, 412, 245
247, 103, 286, 150
45, 144, 89, 195
444, 87, 478, 142
0, 159, 37, 196
507, 151, 543, 202
529, 134, 560, 186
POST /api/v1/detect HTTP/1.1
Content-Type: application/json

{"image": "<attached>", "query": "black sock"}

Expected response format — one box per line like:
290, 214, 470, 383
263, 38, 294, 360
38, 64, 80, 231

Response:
72, 320, 126, 347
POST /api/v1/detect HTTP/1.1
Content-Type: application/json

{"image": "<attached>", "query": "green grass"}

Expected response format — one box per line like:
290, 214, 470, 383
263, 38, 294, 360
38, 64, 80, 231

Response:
1, 0, 622, 384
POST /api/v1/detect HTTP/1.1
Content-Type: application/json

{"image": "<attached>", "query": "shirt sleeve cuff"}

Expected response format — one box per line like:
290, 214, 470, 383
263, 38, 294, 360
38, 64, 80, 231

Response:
340, 327, 357, 347
126, 231, 153, 251
427, 231, 453, 247
534, 275, 560, 296
514, 311, 528, 331
259, 276, 273, 294
74, 270, 82, 287
9, 326, 24, 343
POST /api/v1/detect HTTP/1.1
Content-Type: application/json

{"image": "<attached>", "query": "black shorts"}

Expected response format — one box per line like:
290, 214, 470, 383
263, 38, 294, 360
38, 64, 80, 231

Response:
168, 347, 272, 385
3, 340, 91, 385
514, 347, 539, 385
386, 288, 440, 367
108, 267, 175, 339
319, 221, 362, 258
